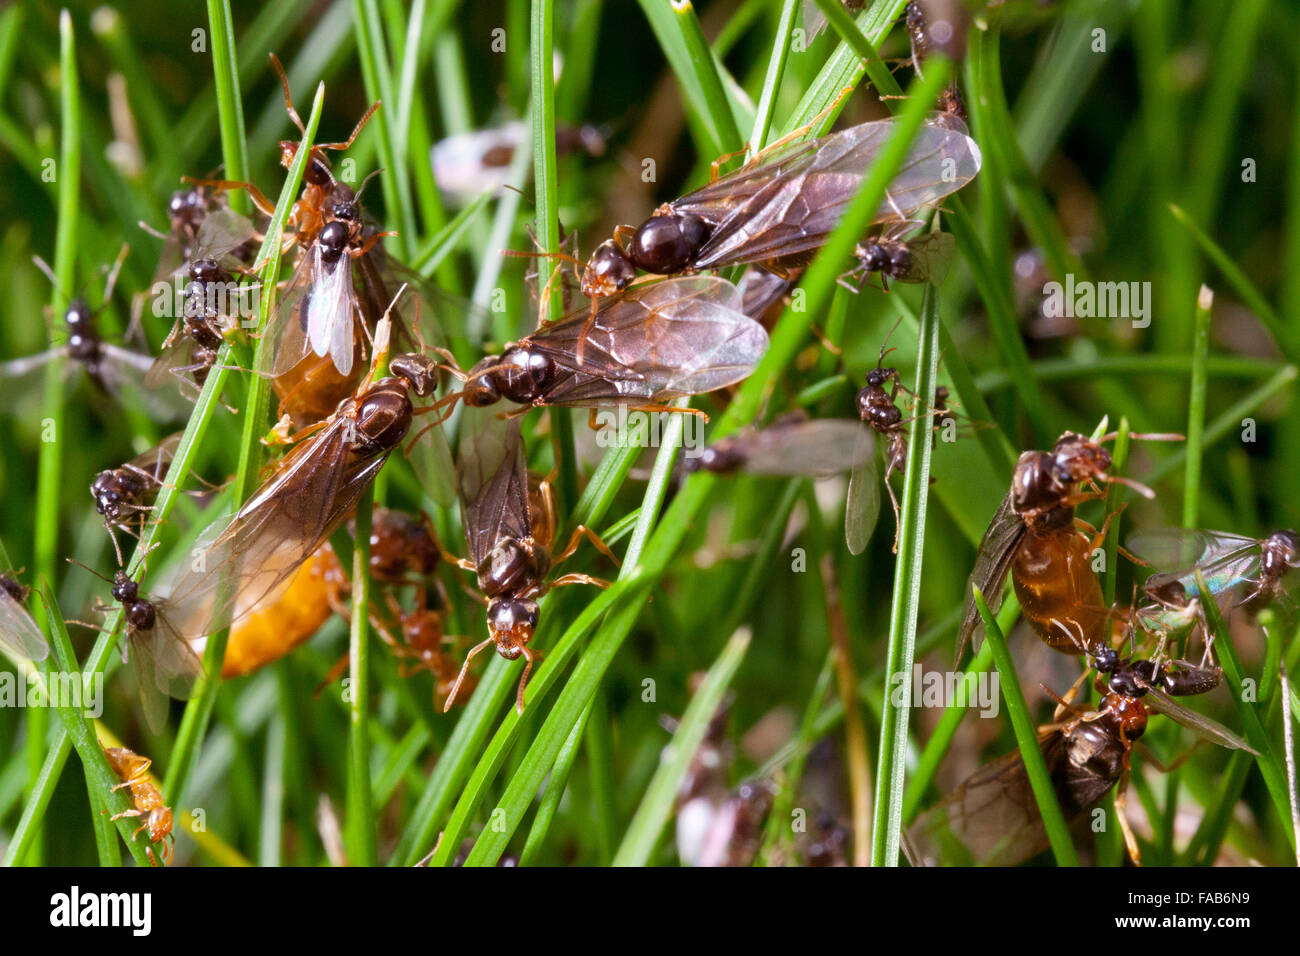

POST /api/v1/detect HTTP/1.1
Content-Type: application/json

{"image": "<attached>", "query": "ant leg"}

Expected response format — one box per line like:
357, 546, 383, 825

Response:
318, 101, 381, 153
1114, 771, 1142, 866
514, 646, 543, 714
748, 85, 854, 162
182, 176, 277, 218
443, 637, 495, 713
711, 143, 751, 180
269, 54, 306, 134
550, 572, 612, 590
552, 525, 622, 568
625, 403, 710, 421
1048, 669, 1094, 722
350, 231, 398, 258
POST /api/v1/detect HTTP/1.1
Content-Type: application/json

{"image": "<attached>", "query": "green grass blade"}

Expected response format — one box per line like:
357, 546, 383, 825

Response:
635, 0, 742, 157
869, 282, 940, 866
973, 588, 1078, 867
612, 627, 751, 866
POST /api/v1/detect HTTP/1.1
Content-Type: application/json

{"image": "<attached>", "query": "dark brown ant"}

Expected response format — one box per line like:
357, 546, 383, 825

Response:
90, 436, 180, 564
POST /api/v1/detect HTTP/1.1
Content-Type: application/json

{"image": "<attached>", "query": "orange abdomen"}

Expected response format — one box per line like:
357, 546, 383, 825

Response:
223, 542, 347, 677
272, 345, 365, 429
1011, 527, 1107, 655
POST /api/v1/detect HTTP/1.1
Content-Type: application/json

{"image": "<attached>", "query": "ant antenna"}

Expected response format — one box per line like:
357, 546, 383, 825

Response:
269, 53, 306, 136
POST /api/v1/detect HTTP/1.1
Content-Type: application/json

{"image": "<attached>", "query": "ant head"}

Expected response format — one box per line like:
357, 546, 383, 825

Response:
33, 245, 130, 328
1091, 644, 1120, 674
111, 570, 138, 603
582, 239, 637, 297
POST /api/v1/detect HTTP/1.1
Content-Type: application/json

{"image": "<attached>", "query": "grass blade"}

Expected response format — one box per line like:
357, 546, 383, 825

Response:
612, 627, 751, 866
869, 282, 940, 866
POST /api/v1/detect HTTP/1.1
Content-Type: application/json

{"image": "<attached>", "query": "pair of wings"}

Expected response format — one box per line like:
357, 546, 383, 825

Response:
668, 115, 981, 270
151, 404, 392, 655
1128, 528, 1277, 599
456, 407, 532, 586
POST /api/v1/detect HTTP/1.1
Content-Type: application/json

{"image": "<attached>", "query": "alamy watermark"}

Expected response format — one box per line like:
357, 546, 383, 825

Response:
0, 669, 103, 717
591, 407, 706, 456
1043, 273, 1152, 328
889, 664, 1000, 717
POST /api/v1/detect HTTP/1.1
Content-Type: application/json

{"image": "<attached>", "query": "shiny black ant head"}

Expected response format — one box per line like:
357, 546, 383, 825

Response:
389, 353, 440, 397
169, 187, 209, 229
63, 298, 93, 336
486, 597, 540, 653
626, 214, 711, 275
318, 220, 351, 261
1264, 530, 1300, 567
111, 571, 138, 604
327, 183, 360, 223
865, 366, 893, 388
90, 470, 129, 518
1091, 645, 1120, 674
583, 239, 638, 297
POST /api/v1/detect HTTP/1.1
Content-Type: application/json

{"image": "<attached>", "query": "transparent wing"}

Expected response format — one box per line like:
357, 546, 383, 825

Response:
99, 344, 195, 422
845, 428, 881, 556
529, 276, 768, 406
717, 418, 871, 477
1141, 686, 1257, 753
304, 250, 359, 377
187, 206, 258, 269
130, 639, 171, 736
955, 492, 1025, 664
909, 733, 1081, 867
260, 250, 323, 379
0, 348, 62, 382
682, 119, 981, 269
457, 407, 530, 576
407, 413, 458, 509
0, 588, 49, 661
143, 608, 205, 700
1128, 527, 1263, 595
154, 413, 389, 642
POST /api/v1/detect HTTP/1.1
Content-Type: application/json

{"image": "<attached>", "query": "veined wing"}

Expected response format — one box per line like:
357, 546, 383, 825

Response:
305, 249, 360, 377
457, 407, 531, 578
187, 206, 257, 269
688, 119, 981, 269
261, 245, 338, 379
955, 491, 1025, 665
1140, 686, 1257, 754
909, 732, 1100, 866
154, 414, 389, 641
0, 585, 49, 661
1129, 527, 1263, 595
712, 417, 870, 477
529, 276, 768, 406
845, 428, 881, 556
